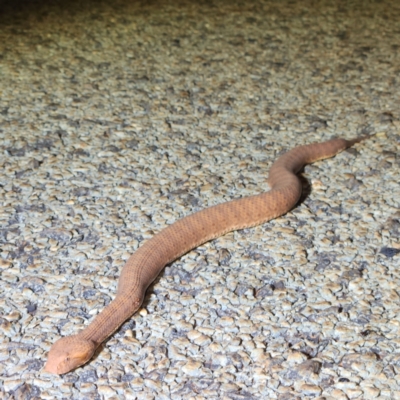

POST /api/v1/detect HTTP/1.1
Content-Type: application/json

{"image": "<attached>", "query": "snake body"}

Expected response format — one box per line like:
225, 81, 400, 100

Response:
45, 136, 365, 374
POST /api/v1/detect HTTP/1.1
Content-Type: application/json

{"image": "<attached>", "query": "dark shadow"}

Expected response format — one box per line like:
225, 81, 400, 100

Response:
297, 170, 312, 205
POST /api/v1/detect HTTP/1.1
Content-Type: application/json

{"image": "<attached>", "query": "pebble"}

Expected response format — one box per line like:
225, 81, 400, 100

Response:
144, 379, 162, 391
180, 361, 204, 377
329, 389, 349, 399
187, 330, 211, 346
295, 383, 322, 396
97, 385, 118, 397
362, 385, 381, 398
2, 379, 23, 393
130, 377, 144, 390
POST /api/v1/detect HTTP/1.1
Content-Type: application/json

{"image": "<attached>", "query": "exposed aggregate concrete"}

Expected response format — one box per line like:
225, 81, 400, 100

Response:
0, 0, 399, 398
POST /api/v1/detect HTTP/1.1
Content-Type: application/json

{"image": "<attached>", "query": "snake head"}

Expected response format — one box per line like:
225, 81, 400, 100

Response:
44, 335, 96, 374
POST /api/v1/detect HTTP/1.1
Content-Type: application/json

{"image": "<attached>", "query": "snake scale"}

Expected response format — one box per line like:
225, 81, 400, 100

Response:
45, 136, 367, 374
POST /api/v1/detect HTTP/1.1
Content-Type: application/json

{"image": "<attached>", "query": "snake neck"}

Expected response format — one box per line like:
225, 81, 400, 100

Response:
79, 294, 142, 345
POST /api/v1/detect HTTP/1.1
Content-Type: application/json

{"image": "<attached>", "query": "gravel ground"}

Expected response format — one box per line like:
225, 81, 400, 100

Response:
1, 0, 399, 399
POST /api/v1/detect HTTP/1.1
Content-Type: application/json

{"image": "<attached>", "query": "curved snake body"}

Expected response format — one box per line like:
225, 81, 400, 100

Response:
45, 137, 365, 374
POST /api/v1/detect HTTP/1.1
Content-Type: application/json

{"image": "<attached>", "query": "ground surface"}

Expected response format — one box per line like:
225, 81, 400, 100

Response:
0, 0, 399, 398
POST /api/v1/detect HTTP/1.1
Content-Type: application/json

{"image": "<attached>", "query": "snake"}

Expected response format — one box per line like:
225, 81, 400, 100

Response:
44, 136, 367, 374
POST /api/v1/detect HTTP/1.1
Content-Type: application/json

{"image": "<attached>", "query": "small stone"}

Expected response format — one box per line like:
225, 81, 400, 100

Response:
220, 383, 239, 392
208, 343, 223, 353
344, 388, 364, 399
97, 385, 117, 396
4, 311, 21, 322
220, 316, 234, 326
295, 360, 322, 378
32, 378, 53, 389
79, 383, 96, 393
362, 385, 380, 398
380, 247, 400, 258
295, 383, 322, 396
0, 259, 12, 269
130, 377, 144, 389
181, 360, 203, 377
168, 345, 186, 360
187, 330, 211, 346
3, 379, 23, 392
329, 389, 348, 399
58, 383, 73, 393
340, 352, 378, 369
144, 379, 162, 391
174, 320, 193, 332
211, 353, 229, 366
287, 351, 308, 364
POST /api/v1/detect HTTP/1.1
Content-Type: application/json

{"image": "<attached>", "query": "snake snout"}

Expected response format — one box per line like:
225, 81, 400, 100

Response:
44, 335, 96, 374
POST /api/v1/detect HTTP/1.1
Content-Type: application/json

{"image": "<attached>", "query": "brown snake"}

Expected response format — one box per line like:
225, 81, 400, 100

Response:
44, 136, 367, 374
